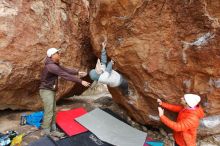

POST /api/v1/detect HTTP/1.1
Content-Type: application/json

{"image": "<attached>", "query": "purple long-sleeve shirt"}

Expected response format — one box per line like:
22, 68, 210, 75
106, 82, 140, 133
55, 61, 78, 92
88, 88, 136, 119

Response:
39, 57, 82, 91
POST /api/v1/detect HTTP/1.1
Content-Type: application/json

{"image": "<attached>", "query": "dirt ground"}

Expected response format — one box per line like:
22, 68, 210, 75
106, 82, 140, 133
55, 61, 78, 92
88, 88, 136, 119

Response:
0, 92, 219, 146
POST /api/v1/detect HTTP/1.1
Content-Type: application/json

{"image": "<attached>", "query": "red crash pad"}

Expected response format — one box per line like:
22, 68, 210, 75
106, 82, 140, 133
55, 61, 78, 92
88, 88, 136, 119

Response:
56, 108, 88, 136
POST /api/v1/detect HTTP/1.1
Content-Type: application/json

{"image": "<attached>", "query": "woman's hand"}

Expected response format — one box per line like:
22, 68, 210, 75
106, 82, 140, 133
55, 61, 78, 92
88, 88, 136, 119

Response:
157, 98, 162, 105
158, 107, 164, 117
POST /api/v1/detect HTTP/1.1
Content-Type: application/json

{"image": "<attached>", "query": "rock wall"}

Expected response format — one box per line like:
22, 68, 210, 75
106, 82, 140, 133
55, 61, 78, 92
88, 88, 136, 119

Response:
89, 0, 220, 130
0, 0, 94, 110
1, 0, 220, 136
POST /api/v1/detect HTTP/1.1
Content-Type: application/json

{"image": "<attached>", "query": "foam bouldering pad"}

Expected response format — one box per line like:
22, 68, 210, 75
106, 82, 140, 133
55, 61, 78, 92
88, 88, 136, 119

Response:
101, 108, 129, 125
56, 108, 88, 136
76, 108, 147, 146
28, 136, 57, 146
146, 141, 164, 146
56, 131, 113, 146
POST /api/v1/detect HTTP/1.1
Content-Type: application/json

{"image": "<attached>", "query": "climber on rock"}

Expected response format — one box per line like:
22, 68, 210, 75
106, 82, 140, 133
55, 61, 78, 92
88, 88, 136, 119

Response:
89, 41, 129, 96
157, 94, 205, 146
39, 48, 90, 137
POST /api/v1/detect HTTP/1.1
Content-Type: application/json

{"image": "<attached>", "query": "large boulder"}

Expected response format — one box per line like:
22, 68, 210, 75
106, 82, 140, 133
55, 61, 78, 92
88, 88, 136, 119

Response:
1, 0, 220, 136
0, 0, 94, 110
89, 0, 220, 134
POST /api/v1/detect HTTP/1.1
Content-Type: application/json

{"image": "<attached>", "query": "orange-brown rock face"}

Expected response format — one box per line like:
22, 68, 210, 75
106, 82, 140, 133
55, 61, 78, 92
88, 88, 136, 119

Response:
0, 0, 94, 110
90, 0, 220, 126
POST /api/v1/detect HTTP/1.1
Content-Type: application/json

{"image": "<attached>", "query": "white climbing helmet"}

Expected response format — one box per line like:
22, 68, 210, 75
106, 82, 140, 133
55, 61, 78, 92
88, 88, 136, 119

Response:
184, 94, 201, 108
47, 48, 60, 57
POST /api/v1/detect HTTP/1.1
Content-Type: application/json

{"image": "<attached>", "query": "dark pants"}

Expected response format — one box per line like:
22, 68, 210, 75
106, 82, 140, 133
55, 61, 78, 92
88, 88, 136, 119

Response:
118, 76, 129, 96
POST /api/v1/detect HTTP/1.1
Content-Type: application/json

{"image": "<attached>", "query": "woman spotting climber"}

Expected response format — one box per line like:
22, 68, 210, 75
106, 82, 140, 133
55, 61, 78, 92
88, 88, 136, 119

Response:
157, 94, 205, 146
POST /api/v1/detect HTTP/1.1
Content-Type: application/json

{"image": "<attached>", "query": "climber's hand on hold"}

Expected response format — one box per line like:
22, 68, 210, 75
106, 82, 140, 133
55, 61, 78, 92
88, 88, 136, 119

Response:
101, 41, 107, 49
111, 60, 114, 65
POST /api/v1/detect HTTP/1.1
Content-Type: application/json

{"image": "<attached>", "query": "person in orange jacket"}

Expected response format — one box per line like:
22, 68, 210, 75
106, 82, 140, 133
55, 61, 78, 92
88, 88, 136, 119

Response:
157, 94, 205, 146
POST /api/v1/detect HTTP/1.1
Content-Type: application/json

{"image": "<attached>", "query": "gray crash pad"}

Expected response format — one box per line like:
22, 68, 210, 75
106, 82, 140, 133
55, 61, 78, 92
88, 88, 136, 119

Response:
76, 108, 147, 146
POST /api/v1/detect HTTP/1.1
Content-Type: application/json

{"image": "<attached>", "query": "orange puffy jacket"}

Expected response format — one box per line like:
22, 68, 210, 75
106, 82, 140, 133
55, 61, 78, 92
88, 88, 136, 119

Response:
160, 102, 204, 146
